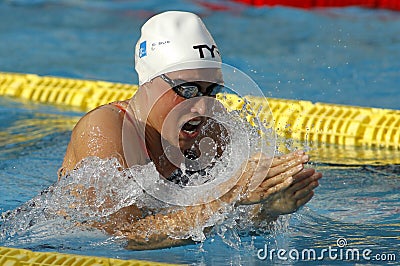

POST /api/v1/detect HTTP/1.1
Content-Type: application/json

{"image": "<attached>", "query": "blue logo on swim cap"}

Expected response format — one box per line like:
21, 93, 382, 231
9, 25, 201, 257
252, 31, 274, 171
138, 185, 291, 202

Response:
139, 41, 147, 58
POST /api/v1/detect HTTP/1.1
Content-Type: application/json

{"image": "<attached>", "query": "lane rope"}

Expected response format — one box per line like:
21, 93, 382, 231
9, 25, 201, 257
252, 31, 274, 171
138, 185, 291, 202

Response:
0, 246, 181, 266
1, 72, 399, 149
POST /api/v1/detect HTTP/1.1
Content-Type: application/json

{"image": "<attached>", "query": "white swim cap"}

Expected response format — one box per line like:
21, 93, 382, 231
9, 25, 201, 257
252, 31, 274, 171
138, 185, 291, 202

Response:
135, 11, 222, 85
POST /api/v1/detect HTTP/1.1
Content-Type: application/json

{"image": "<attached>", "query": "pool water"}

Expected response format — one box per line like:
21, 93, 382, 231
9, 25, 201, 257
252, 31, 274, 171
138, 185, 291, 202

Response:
1, 0, 399, 265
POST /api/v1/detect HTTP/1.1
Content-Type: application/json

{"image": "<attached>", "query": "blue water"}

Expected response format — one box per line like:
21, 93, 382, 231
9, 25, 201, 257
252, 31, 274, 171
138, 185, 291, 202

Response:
1, 0, 400, 265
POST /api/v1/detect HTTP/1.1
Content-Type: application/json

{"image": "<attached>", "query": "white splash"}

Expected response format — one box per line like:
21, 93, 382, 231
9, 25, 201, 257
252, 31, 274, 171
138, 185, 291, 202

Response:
1, 103, 283, 250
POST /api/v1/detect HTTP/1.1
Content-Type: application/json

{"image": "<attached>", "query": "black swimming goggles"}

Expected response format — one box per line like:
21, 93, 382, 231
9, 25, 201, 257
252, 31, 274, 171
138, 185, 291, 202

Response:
160, 74, 223, 99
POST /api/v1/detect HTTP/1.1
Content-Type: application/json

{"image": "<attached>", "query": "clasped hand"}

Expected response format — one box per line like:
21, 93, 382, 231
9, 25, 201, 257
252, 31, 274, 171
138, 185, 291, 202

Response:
223, 150, 322, 216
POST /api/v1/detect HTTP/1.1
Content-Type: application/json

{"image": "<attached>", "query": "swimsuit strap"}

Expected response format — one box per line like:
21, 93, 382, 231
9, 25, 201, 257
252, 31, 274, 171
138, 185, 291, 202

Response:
111, 100, 129, 114
109, 101, 151, 163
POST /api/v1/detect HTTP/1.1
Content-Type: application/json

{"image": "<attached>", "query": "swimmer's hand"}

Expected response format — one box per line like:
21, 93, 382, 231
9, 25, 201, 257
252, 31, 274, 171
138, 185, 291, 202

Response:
263, 166, 322, 216
220, 150, 321, 216
225, 151, 307, 205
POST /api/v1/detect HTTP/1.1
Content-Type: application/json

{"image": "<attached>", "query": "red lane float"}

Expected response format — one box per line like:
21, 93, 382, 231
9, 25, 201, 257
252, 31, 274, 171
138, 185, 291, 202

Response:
233, 0, 400, 11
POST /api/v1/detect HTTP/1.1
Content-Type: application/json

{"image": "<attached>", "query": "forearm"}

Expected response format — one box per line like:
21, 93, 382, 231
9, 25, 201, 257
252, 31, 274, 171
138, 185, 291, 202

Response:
109, 202, 225, 250
122, 203, 276, 251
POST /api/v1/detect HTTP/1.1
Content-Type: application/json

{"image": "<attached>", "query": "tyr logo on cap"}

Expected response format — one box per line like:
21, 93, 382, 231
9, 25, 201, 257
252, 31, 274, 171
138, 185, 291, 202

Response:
193, 44, 220, 59
139, 41, 147, 58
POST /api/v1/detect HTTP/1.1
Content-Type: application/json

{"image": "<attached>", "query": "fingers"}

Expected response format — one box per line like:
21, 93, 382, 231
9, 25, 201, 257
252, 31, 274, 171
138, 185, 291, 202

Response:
270, 150, 308, 168
282, 176, 318, 213
247, 151, 311, 200
292, 172, 321, 200
249, 150, 308, 178
267, 151, 309, 178
295, 191, 314, 209
248, 166, 306, 204
266, 159, 304, 181
259, 163, 302, 190
292, 168, 316, 183
236, 150, 322, 207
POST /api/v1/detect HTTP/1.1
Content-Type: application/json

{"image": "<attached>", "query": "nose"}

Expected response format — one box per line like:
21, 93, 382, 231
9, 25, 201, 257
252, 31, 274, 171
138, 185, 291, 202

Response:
190, 97, 207, 115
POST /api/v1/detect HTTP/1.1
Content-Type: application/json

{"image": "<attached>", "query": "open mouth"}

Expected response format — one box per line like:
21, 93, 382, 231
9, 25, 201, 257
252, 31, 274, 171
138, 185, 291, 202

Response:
181, 118, 202, 135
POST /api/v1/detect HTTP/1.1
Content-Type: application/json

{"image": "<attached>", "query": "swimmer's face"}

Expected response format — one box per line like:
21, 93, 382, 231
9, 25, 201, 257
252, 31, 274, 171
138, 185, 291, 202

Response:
147, 68, 223, 150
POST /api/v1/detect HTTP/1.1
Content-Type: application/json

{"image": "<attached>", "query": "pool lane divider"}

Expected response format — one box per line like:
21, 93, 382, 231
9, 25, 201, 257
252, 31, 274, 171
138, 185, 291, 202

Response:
1, 72, 399, 150
0, 246, 181, 266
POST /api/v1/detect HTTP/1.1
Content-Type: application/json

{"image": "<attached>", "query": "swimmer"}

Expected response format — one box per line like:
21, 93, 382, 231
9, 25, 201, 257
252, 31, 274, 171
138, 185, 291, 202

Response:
59, 11, 322, 250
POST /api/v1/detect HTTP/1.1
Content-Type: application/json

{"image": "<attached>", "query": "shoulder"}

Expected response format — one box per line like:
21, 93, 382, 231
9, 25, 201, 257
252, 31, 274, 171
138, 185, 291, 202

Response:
72, 104, 123, 136
68, 104, 126, 160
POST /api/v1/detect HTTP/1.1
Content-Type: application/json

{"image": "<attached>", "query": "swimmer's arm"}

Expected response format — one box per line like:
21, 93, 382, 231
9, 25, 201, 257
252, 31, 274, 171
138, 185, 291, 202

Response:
114, 156, 272, 250
104, 202, 225, 250
61, 106, 126, 173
